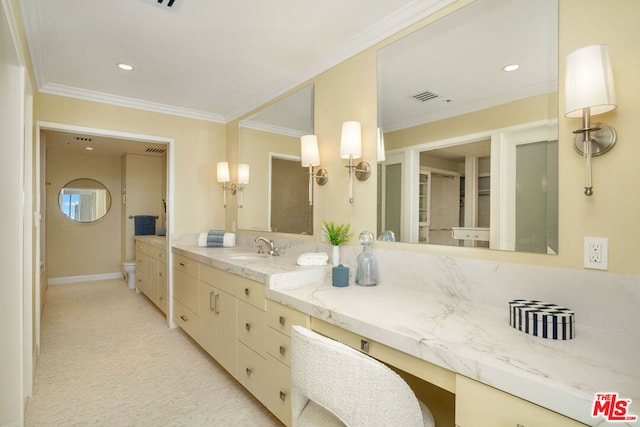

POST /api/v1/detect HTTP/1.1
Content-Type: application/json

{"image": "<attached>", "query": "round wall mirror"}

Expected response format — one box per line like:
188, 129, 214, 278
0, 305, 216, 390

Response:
58, 178, 112, 223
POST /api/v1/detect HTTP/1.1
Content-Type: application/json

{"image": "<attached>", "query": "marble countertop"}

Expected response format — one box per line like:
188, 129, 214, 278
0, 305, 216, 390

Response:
135, 235, 167, 249
172, 244, 639, 426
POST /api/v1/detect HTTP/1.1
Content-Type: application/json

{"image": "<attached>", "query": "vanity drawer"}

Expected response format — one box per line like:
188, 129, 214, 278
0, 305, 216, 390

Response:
201, 264, 265, 310
173, 298, 201, 340
173, 269, 199, 314
451, 227, 490, 242
136, 251, 151, 275
265, 355, 292, 426
173, 253, 199, 278
236, 341, 266, 402
235, 277, 265, 310
237, 300, 266, 356
266, 327, 291, 366
266, 299, 310, 336
135, 241, 148, 254
156, 247, 167, 263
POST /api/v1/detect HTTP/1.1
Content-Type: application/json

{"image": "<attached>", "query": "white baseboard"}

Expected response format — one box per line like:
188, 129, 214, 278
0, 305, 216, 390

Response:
48, 272, 124, 285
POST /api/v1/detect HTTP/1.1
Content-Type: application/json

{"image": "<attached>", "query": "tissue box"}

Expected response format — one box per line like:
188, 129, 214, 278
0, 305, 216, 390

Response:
509, 299, 575, 340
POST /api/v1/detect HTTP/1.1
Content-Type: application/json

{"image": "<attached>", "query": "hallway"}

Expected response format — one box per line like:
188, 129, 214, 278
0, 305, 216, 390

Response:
25, 279, 282, 426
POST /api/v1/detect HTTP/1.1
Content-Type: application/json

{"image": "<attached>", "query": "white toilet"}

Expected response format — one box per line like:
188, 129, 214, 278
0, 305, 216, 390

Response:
122, 262, 136, 289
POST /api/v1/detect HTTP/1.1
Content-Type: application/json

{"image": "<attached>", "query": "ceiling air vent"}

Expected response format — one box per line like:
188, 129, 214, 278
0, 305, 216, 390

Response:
138, 0, 180, 11
146, 147, 166, 154
411, 89, 441, 102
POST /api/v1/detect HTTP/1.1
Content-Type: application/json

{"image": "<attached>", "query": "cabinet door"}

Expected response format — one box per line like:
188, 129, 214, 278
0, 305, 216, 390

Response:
455, 375, 586, 427
199, 282, 236, 374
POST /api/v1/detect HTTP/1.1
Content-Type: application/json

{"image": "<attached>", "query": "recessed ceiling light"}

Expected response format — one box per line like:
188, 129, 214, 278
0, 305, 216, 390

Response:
117, 63, 134, 71
85, 147, 94, 151
502, 64, 520, 72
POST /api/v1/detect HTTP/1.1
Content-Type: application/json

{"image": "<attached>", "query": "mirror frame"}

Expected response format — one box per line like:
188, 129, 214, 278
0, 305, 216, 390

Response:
58, 178, 112, 223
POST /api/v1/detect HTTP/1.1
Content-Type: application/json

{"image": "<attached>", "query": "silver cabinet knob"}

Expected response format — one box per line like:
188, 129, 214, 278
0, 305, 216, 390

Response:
360, 339, 370, 352
279, 345, 286, 356
279, 391, 286, 402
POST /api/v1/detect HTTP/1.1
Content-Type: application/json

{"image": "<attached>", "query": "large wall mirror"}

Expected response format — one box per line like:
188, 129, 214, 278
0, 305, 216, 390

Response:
58, 178, 112, 223
238, 84, 314, 234
377, 0, 559, 254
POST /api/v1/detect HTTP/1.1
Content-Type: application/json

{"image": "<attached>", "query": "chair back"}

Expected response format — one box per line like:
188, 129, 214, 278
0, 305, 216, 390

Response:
290, 325, 434, 427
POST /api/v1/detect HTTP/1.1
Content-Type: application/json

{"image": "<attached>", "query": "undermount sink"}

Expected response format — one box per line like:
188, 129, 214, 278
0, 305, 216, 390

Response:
227, 253, 269, 260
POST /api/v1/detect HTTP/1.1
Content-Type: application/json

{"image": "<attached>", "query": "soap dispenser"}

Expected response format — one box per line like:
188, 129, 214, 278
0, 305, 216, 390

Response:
355, 231, 378, 286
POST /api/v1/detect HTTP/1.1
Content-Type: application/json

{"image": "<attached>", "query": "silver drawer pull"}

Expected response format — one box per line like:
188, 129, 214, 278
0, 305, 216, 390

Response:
180, 315, 188, 322
279, 345, 286, 356
279, 391, 286, 402
245, 368, 252, 376
244, 288, 250, 296
214, 294, 220, 314
179, 262, 186, 267
279, 315, 286, 326
209, 291, 215, 311
245, 323, 251, 331
360, 339, 369, 352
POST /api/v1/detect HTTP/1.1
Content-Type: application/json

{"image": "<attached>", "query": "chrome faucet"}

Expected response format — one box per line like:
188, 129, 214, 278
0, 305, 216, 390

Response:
255, 236, 279, 256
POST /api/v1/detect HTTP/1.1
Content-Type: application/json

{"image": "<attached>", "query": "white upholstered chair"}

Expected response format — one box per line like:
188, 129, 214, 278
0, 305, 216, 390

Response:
290, 325, 436, 427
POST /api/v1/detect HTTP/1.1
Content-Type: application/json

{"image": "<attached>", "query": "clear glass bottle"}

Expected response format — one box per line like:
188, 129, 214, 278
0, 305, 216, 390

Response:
355, 231, 378, 286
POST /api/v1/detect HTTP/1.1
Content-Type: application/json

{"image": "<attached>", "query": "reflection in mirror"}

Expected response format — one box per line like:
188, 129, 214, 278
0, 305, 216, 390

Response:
239, 85, 314, 234
377, 0, 558, 254
59, 178, 112, 223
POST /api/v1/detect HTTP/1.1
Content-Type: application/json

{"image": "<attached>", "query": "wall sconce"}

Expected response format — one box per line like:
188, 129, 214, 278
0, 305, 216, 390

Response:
237, 163, 250, 208
377, 128, 386, 162
340, 121, 371, 204
300, 135, 328, 206
565, 44, 617, 196
216, 161, 250, 208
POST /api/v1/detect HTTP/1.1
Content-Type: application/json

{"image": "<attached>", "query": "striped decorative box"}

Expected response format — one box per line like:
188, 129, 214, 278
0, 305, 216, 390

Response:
509, 299, 575, 340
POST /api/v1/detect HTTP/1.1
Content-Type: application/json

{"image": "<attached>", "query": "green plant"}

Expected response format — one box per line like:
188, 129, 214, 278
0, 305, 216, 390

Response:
322, 221, 353, 246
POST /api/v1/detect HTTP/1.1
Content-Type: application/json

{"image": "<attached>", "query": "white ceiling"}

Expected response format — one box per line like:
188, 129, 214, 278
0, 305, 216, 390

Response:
19, 0, 457, 123
22, 0, 557, 155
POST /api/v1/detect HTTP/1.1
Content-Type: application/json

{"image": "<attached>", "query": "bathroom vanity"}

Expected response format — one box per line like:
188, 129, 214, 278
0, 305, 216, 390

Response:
170, 243, 639, 427
135, 236, 168, 314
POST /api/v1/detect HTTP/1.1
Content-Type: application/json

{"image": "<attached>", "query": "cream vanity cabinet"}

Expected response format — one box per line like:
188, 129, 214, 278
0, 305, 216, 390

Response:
264, 300, 310, 426
135, 240, 167, 314
198, 265, 239, 376
455, 375, 586, 427
311, 318, 586, 427
172, 253, 201, 340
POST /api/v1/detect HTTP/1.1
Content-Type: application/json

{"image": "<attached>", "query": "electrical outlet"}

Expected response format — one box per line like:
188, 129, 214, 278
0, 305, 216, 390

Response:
584, 237, 608, 270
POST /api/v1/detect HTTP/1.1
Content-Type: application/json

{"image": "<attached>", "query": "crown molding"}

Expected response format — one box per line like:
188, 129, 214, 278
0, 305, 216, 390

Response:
224, 0, 457, 123
239, 120, 308, 138
40, 83, 225, 123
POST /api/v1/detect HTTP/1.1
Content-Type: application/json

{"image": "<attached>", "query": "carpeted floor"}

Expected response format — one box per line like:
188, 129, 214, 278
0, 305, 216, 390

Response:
25, 279, 282, 426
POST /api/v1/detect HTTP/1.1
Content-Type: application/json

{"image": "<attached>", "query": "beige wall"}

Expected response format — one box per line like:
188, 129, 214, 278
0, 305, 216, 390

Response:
229, 0, 640, 276
46, 150, 122, 278
36, 93, 228, 236
34, 0, 640, 277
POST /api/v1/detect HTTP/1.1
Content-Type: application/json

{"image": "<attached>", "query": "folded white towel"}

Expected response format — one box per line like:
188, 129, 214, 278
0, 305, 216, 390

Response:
198, 232, 236, 248
297, 252, 328, 266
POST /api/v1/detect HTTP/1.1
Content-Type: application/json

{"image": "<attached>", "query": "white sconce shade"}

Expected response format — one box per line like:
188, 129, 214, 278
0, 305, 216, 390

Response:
238, 164, 250, 185
340, 121, 362, 159
216, 162, 230, 183
377, 128, 386, 162
565, 44, 617, 118
300, 135, 320, 167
